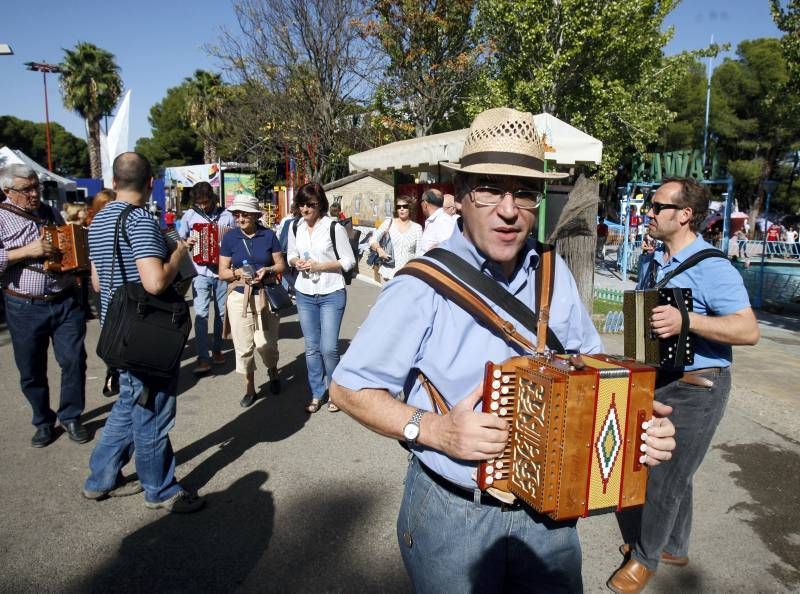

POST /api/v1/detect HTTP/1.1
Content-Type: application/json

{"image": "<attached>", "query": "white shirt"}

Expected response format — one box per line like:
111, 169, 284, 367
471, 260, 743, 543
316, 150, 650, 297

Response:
421, 208, 456, 253
374, 218, 423, 280
287, 215, 356, 295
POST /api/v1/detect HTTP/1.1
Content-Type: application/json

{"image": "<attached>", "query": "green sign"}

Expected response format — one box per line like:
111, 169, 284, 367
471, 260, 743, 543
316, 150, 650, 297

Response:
631, 150, 720, 183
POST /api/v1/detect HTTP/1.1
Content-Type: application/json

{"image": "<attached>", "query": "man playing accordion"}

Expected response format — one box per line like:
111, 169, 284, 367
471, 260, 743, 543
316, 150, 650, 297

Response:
330, 108, 677, 593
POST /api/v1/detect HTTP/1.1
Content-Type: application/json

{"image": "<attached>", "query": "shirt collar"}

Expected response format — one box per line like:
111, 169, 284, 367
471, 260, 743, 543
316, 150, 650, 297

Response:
653, 233, 705, 268
440, 226, 541, 283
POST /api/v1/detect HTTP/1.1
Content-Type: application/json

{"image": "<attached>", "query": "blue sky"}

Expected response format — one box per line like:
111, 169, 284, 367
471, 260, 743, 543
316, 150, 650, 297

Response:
0, 0, 782, 154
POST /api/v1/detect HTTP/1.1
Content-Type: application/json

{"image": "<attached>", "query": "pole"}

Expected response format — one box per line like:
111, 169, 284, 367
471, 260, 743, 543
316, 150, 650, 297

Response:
754, 184, 775, 309
42, 71, 54, 171
702, 36, 714, 169
720, 176, 734, 255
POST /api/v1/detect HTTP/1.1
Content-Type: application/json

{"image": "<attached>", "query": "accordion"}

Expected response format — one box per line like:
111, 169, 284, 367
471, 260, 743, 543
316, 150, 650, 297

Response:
189, 223, 226, 265
477, 354, 655, 521
623, 288, 694, 368
43, 223, 90, 273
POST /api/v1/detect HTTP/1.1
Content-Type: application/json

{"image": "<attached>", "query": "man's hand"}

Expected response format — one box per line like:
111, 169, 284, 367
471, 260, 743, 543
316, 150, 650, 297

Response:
650, 304, 684, 339
640, 400, 676, 467
185, 236, 197, 249
26, 230, 59, 259
426, 385, 508, 461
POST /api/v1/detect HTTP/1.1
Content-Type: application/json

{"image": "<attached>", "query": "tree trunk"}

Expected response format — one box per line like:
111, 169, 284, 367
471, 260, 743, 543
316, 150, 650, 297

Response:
203, 139, 217, 164
87, 118, 103, 179
552, 176, 599, 315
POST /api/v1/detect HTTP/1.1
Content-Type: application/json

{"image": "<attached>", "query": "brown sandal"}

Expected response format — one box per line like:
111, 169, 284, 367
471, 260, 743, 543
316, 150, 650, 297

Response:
327, 402, 340, 412
306, 399, 322, 413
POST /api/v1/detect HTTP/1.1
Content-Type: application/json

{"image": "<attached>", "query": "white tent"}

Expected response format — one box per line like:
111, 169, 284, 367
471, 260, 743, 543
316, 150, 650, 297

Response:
348, 113, 603, 174
0, 146, 77, 203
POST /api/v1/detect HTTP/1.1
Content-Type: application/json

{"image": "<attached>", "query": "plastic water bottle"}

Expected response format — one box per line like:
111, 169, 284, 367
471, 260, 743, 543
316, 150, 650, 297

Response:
241, 259, 255, 281
304, 251, 320, 282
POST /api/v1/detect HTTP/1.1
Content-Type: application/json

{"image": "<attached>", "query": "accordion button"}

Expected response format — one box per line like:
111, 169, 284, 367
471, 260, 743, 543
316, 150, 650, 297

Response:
490, 402, 499, 411
491, 391, 499, 400
492, 380, 501, 389
486, 476, 494, 485
403, 531, 413, 548
493, 369, 502, 379
501, 387, 509, 394
485, 465, 494, 474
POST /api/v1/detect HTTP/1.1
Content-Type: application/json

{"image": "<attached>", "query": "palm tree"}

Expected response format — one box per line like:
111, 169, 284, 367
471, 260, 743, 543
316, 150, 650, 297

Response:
184, 70, 227, 163
59, 42, 123, 179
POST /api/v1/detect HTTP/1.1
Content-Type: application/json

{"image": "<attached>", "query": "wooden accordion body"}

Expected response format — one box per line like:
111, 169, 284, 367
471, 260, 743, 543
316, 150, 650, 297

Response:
42, 223, 89, 273
189, 223, 224, 265
623, 289, 694, 368
478, 354, 655, 521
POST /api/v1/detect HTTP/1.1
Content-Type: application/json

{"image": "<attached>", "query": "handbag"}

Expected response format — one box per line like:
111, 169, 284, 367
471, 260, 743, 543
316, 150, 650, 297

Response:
367, 219, 395, 268
264, 282, 293, 312
96, 205, 192, 378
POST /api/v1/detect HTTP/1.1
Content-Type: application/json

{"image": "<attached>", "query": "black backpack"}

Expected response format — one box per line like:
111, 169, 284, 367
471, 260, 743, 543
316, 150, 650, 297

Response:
330, 220, 361, 285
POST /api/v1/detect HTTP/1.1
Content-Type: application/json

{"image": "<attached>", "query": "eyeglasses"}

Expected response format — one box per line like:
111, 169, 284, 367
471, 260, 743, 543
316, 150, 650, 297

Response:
301, 202, 319, 209
396, 204, 410, 209
470, 185, 543, 210
645, 201, 682, 215
8, 183, 40, 195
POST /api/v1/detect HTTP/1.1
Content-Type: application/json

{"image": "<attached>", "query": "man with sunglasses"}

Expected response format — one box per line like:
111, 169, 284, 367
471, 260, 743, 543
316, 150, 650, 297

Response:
0, 164, 88, 448
419, 188, 456, 253
610, 177, 759, 593
330, 108, 676, 592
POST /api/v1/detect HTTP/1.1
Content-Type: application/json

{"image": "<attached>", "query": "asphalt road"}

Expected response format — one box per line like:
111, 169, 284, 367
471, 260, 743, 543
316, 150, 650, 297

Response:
0, 278, 798, 593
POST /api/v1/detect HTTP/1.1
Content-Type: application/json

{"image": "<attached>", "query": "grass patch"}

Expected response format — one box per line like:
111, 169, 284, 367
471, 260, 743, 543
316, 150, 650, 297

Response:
593, 299, 622, 316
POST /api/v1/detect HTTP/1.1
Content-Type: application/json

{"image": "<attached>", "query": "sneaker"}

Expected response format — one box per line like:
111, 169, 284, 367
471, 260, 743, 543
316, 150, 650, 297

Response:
240, 393, 258, 408
145, 491, 205, 514
211, 352, 226, 365
193, 360, 212, 375
83, 479, 144, 501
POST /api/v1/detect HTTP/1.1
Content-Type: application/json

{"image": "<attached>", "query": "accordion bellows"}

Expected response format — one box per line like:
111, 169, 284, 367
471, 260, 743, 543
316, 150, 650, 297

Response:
623, 289, 694, 368
478, 354, 655, 521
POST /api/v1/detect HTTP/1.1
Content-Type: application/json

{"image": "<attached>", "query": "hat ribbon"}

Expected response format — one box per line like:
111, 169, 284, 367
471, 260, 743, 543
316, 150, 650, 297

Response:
460, 151, 545, 171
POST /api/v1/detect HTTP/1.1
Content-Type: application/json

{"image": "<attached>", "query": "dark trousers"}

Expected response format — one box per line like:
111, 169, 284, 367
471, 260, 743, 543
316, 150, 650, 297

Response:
4, 292, 87, 428
617, 367, 731, 571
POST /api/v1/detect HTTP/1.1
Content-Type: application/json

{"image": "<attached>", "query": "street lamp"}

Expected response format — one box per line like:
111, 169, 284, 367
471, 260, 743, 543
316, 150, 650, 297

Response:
754, 179, 779, 309
24, 61, 62, 172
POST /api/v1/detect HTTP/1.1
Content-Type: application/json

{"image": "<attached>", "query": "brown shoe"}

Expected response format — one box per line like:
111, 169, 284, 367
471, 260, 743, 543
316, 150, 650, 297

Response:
212, 351, 226, 365
620, 544, 689, 567
608, 559, 654, 594
193, 360, 212, 375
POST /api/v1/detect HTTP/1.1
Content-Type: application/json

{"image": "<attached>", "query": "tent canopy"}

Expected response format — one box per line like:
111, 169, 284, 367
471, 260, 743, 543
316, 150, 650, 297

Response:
0, 146, 77, 189
348, 113, 603, 174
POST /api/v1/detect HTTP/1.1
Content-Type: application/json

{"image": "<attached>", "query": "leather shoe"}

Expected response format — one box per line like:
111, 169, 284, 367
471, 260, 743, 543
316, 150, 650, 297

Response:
31, 426, 55, 448
63, 420, 90, 444
240, 393, 258, 408
608, 559, 654, 594
620, 544, 689, 567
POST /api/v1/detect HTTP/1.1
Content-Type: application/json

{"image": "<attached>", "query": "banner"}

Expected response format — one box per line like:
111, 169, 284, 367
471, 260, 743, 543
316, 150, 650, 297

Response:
223, 172, 256, 207
164, 163, 221, 188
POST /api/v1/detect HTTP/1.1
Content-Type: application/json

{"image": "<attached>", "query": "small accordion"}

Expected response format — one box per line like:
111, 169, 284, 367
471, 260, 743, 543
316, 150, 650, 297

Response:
43, 223, 90, 273
189, 223, 226, 265
477, 354, 655, 521
623, 288, 694, 368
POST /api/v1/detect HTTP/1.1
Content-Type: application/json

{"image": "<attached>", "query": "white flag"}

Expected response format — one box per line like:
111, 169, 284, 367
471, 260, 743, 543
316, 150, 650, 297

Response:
101, 89, 131, 186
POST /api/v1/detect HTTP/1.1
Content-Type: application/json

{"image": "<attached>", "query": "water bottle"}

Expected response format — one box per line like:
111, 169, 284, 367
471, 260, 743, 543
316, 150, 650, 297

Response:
241, 259, 256, 281
304, 251, 320, 282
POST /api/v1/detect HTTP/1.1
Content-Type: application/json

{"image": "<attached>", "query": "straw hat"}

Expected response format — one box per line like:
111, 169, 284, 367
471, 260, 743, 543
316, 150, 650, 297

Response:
442, 107, 568, 180
228, 194, 261, 213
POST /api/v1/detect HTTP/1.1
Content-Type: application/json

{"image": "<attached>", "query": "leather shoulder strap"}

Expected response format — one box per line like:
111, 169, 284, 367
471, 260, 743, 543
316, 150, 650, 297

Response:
534, 243, 557, 354
0, 202, 45, 224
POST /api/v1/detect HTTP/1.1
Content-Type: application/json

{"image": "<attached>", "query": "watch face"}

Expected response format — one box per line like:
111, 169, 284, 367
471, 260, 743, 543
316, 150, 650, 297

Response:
404, 422, 420, 441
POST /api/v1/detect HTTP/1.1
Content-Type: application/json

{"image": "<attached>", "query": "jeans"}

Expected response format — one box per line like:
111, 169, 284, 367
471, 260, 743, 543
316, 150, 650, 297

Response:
617, 367, 731, 571
85, 370, 182, 503
192, 275, 228, 361
4, 292, 86, 428
398, 457, 583, 593
294, 288, 346, 399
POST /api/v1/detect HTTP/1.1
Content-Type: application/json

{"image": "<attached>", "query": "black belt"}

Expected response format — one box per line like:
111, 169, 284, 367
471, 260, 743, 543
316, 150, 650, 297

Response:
3, 287, 74, 303
416, 458, 522, 510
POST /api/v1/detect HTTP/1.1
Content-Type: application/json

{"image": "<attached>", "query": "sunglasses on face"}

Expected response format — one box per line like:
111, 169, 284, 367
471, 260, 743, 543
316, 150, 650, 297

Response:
396, 204, 410, 209
301, 202, 319, 209
645, 201, 682, 215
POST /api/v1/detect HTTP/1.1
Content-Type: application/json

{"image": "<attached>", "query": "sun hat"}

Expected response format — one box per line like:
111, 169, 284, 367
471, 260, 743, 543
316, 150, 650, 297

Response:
228, 194, 261, 214
442, 107, 568, 180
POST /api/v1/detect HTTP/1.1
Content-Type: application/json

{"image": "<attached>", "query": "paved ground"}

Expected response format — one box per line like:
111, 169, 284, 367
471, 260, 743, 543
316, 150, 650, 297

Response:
0, 272, 798, 593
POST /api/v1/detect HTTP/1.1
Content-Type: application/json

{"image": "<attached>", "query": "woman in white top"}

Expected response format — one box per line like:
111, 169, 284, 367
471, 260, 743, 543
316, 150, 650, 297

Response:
369, 195, 423, 281
287, 183, 356, 413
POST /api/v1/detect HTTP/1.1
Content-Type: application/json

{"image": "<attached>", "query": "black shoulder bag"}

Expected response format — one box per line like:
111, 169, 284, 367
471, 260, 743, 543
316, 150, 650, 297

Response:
96, 205, 192, 378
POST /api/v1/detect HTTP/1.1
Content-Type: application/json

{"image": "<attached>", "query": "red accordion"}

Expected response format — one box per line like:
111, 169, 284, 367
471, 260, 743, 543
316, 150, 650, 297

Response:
189, 223, 224, 265
477, 354, 655, 520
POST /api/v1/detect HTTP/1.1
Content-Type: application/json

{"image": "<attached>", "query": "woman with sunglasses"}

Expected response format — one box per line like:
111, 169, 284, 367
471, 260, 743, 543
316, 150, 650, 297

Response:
219, 195, 286, 408
368, 196, 423, 283
286, 183, 356, 413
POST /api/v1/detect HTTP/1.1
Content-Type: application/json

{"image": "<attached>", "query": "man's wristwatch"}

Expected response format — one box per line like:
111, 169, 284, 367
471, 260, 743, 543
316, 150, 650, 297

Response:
403, 408, 425, 445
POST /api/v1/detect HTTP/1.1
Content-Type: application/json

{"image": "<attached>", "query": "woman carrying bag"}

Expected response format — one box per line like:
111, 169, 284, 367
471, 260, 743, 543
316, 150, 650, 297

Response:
368, 195, 423, 282
286, 183, 355, 413
218, 195, 286, 408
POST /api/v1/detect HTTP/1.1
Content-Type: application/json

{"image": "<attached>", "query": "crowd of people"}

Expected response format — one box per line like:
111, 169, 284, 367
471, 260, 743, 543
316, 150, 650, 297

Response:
0, 105, 760, 592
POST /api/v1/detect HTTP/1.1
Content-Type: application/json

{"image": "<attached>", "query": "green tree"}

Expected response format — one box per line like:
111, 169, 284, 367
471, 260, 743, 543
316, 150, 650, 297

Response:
771, 0, 800, 94
58, 42, 123, 179
0, 116, 89, 177
360, 0, 484, 137
184, 69, 228, 163
134, 83, 204, 172
470, 0, 692, 182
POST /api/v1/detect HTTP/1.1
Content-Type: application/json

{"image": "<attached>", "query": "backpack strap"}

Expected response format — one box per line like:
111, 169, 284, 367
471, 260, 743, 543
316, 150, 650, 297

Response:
329, 220, 340, 261
655, 248, 727, 288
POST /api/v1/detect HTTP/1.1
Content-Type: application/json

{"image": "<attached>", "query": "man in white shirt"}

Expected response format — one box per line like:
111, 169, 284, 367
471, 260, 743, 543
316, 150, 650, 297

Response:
420, 189, 456, 253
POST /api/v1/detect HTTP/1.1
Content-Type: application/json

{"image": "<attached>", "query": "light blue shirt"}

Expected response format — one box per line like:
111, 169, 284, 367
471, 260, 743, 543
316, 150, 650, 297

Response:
637, 234, 751, 371
178, 206, 235, 277
332, 228, 603, 489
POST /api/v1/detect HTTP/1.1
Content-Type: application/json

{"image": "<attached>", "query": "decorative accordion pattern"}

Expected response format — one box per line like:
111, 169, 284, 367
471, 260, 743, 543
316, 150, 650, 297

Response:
623, 288, 694, 368
189, 223, 226, 265
42, 223, 90, 273
478, 354, 655, 520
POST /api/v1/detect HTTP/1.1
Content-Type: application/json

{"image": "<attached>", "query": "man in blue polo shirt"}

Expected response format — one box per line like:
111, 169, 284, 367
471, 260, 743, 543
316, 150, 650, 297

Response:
179, 182, 235, 375
609, 177, 759, 593
330, 108, 677, 592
